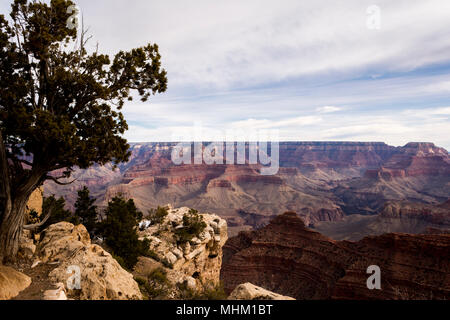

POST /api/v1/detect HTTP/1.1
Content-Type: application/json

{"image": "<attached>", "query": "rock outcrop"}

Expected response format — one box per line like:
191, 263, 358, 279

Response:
312, 199, 450, 241
135, 206, 228, 298
0, 265, 32, 300
363, 142, 450, 181
278, 142, 396, 169
228, 283, 295, 300
221, 212, 450, 300
36, 222, 142, 300
379, 200, 450, 227
26, 188, 43, 215
43, 283, 68, 300
18, 229, 37, 260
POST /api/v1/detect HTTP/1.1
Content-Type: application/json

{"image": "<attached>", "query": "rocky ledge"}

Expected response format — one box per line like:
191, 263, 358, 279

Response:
135, 205, 228, 297
36, 222, 143, 300
228, 283, 295, 300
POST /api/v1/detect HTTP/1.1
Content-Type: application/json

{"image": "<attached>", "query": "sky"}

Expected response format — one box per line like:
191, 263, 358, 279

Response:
2, 0, 450, 149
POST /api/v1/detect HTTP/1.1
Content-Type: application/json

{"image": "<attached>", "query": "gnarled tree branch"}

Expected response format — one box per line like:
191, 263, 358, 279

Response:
23, 205, 53, 231
45, 175, 77, 185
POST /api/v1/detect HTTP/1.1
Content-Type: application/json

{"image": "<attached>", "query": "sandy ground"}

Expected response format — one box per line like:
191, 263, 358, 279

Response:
9, 260, 58, 300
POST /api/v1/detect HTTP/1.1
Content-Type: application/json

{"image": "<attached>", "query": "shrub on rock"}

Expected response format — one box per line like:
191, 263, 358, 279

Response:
147, 206, 169, 225
174, 209, 207, 244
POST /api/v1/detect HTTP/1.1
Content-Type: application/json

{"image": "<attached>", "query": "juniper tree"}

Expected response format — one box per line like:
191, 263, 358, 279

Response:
0, 0, 167, 262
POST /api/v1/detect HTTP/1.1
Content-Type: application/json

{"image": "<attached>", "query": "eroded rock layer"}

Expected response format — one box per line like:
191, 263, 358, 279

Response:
312, 199, 450, 241
221, 212, 450, 300
44, 142, 450, 235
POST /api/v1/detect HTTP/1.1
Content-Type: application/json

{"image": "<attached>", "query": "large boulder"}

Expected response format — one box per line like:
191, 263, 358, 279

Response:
18, 229, 36, 260
37, 222, 142, 300
0, 265, 32, 300
38, 222, 91, 262
228, 283, 295, 300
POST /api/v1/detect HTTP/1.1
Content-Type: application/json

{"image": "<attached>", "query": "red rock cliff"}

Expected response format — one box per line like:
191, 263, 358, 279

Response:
221, 212, 450, 300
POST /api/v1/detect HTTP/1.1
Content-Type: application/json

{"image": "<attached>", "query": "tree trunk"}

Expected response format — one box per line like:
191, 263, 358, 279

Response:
0, 130, 42, 263
0, 129, 13, 263
0, 194, 28, 263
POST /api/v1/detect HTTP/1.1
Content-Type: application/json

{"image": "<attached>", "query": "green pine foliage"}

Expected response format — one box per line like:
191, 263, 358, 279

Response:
135, 267, 171, 300
174, 209, 207, 244
0, 0, 167, 177
147, 206, 169, 225
178, 282, 228, 300
42, 195, 78, 229
0, 0, 167, 261
100, 195, 149, 269
74, 186, 98, 237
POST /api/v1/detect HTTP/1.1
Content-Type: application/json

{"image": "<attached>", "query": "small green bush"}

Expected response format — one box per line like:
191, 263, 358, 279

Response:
134, 276, 151, 300
147, 206, 169, 225
179, 282, 228, 300
135, 276, 147, 287
174, 209, 207, 244
137, 267, 172, 299
201, 283, 228, 300
149, 267, 168, 284
146, 249, 160, 262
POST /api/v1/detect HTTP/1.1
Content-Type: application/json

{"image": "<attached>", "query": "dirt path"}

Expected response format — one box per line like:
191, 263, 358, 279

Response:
12, 261, 58, 300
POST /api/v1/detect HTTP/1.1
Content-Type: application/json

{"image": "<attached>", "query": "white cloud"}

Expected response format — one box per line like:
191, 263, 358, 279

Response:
76, 0, 450, 89
423, 81, 450, 93
316, 106, 342, 114
429, 107, 450, 115
230, 116, 322, 130
403, 106, 450, 117
4, 1, 448, 148
124, 105, 450, 150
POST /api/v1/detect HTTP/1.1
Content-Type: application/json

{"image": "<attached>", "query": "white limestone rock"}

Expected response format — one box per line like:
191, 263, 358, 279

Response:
228, 283, 295, 300
37, 222, 143, 300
